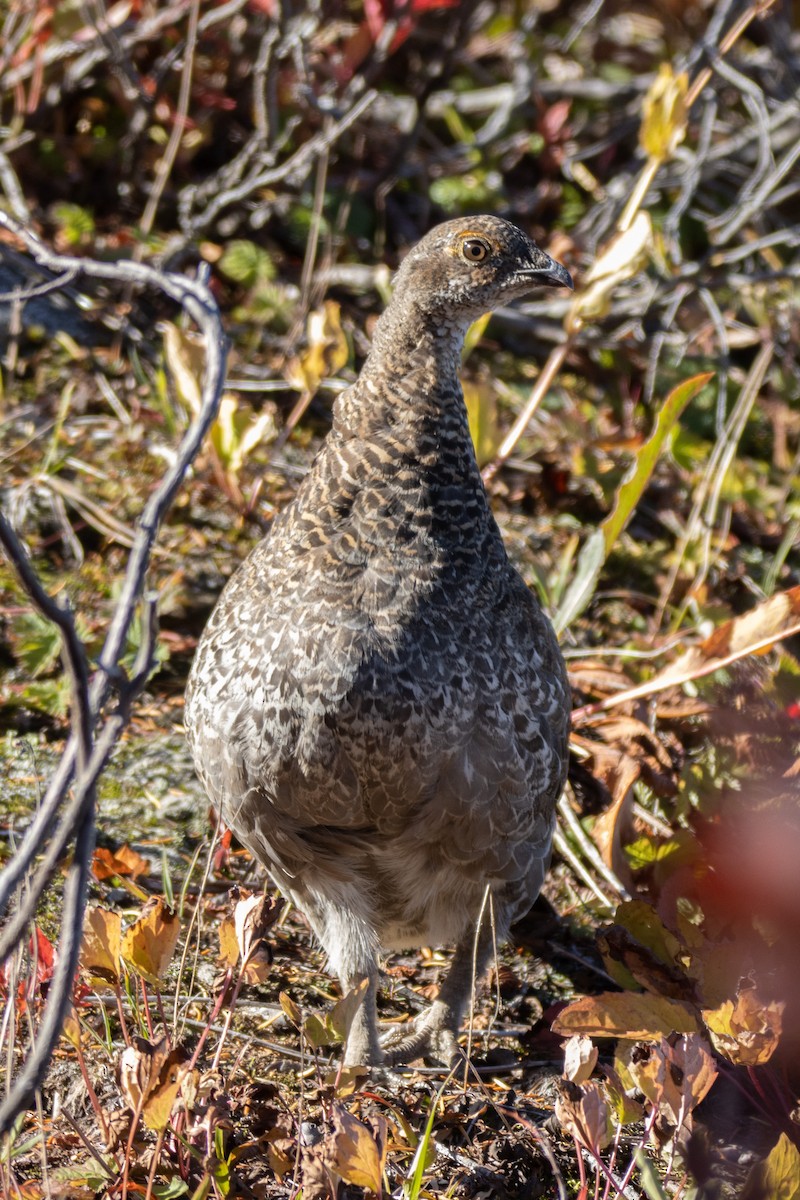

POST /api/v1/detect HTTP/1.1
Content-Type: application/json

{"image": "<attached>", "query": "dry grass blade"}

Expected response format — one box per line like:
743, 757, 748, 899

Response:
573, 583, 800, 720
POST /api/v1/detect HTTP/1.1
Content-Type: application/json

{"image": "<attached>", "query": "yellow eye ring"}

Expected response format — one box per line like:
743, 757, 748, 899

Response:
461, 237, 489, 263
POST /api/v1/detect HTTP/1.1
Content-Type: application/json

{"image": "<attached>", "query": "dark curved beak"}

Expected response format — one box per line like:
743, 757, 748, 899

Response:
517, 254, 574, 291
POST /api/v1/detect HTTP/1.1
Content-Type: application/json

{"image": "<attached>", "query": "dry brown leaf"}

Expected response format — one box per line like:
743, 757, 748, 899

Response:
555, 1080, 613, 1153
117, 1035, 190, 1131
562, 1033, 598, 1084
567, 212, 652, 331
233, 890, 281, 983
553, 991, 699, 1040
279, 990, 302, 1026
331, 1104, 387, 1194
703, 981, 784, 1066
329, 977, 371, 1042
92, 844, 150, 881
568, 661, 636, 697
583, 743, 640, 885
590, 585, 800, 717
218, 915, 239, 969
120, 899, 180, 987
80, 905, 122, 983
234, 892, 266, 960
622, 1034, 716, 1127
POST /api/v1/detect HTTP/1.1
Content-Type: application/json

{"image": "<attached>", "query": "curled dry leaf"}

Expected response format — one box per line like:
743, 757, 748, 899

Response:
583, 583, 800, 718
566, 211, 652, 331
120, 898, 180, 987
583, 742, 640, 887
163, 321, 206, 416
555, 1079, 613, 1154
329, 977, 371, 1042
279, 990, 302, 1026
233, 890, 282, 983
563, 1033, 598, 1084
92, 844, 150, 882
118, 1035, 190, 1131
553, 991, 699, 1040
702, 980, 784, 1066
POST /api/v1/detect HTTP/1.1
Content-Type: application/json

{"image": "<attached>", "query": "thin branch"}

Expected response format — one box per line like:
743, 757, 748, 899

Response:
0, 212, 228, 1136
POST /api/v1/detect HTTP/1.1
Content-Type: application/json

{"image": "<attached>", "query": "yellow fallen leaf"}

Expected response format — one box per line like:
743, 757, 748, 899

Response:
744, 1133, 800, 1200
121, 899, 180, 987
286, 300, 349, 396
163, 321, 205, 416
703, 983, 784, 1066
81, 905, 122, 984
331, 1105, 387, 1194
640, 65, 688, 160
552, 991, 699, 1040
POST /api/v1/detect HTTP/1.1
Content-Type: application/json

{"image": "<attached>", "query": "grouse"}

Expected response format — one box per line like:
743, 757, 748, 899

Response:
185, 216, 573, 1066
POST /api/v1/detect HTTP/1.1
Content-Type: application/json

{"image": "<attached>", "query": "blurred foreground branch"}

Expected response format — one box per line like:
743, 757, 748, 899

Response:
0, 212, 228, 1137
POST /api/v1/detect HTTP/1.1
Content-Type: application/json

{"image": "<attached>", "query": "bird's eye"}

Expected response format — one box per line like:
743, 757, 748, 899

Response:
461, 238, 489, 263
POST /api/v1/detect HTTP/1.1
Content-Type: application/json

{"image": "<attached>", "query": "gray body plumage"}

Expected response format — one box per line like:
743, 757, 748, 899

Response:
185, 216, 572, 1065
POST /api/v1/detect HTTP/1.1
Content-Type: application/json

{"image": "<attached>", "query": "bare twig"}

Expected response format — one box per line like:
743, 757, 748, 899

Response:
0, 211, 227, 1136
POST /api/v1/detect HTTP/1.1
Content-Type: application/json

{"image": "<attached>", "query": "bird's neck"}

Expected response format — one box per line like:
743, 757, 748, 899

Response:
289, 304, 495, 563
333, 300, 472, 451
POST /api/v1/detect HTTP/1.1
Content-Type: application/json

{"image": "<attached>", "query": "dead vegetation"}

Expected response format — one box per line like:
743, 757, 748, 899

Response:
1, 0, 800, 1196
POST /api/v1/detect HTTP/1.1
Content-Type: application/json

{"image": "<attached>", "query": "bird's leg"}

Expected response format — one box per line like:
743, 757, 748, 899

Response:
385, 902, 502, 1066
309, 895, 383, 1066
340, 967, 381, 1067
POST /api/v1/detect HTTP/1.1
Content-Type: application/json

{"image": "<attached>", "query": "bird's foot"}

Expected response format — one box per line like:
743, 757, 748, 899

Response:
381, 1008, 462, 1067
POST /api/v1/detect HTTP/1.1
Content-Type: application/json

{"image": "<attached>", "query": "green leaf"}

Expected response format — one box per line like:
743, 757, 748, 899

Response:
553, 528, 604, 635
153, 1179, 190, 1199
303, 1013, 331, 1049
636, 1149, 670, 1199
404, 1089, 442, 1200
554, 372, 713, 633
602, 372, 713, 554
13, 611, 62, 676
219, 240, 275, 288
613, 900, 683, 967
52, 202, 95, 245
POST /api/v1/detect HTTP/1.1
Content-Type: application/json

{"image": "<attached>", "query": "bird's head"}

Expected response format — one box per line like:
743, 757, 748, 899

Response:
391, 215, 573, 325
